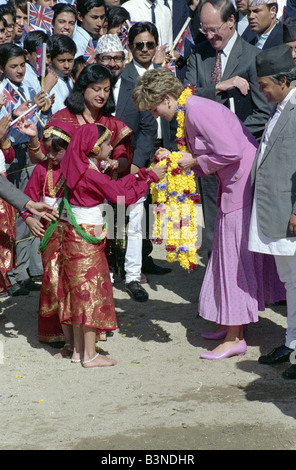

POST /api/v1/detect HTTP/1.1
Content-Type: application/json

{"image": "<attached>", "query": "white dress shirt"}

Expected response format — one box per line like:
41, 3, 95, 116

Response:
249, 89, 296, 255
220, 31, 238, 75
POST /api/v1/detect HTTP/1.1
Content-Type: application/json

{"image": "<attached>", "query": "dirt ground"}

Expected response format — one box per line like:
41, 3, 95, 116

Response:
1, 206, 296, 451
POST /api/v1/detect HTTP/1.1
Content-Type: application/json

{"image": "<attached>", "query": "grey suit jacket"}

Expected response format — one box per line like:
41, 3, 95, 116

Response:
184, 34, 272, 140
251, 95, 296, 238
0, 174, 29, 211
122, 62, 178, 151
115, 76, 157, 168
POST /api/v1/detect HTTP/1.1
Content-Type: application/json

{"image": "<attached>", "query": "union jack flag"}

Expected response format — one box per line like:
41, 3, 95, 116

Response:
117, 25, 129, 50
164, 59, 176, 76
83, 39, 97, 64
2, 82, 19, 114
28, 3, 54, 33
175, 25, 194, 57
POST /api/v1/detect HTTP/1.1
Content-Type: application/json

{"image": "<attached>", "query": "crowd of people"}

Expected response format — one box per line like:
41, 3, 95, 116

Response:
1, 0, 296, 376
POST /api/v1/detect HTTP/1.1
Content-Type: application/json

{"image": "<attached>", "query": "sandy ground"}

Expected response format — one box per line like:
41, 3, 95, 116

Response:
1, 205, 296, 451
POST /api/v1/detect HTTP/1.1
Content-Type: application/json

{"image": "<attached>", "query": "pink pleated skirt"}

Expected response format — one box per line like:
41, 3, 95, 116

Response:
198, 206, 266, 326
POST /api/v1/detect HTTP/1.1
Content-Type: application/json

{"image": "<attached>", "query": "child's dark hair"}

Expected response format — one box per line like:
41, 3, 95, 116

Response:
43, 127, 71, 152
47, 33, 77, 60
106, 6, 130, 31
71, 55, 88, 80
0, 43, 25, 69
23, 30, 49, 55
65, 64, 115, 115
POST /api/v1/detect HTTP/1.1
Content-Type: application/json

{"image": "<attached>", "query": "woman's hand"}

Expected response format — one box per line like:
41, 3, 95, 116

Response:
25, 216, 46, 238
178, 151, 197, 170
154, 147, 171, 161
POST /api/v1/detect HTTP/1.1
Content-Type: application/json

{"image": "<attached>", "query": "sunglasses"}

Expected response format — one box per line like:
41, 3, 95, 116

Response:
134, 41, 156, 51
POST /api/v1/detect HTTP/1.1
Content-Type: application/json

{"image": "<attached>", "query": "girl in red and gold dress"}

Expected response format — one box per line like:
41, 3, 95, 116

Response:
57, 123, 166, 368
19, 119, 75, 354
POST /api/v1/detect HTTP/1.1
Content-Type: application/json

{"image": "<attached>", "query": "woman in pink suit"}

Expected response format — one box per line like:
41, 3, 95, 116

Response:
133, 67, 266, 360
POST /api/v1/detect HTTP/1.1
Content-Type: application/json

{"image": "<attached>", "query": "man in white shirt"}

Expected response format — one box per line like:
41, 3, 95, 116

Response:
248, 44, 296, 379
122, 0, 173, 49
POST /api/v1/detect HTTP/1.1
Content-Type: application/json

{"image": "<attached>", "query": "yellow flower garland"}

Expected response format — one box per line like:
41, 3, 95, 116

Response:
150, 86, 200, 271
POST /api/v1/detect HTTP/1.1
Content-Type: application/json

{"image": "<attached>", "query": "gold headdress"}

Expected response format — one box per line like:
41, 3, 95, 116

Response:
43, 127, 71, 143
92, 126, 112, 155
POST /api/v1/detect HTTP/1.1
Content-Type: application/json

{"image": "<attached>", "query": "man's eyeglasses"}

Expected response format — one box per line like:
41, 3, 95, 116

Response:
134, 41, 156, 51
199, 22, 225, 36
99, 55, 125, 64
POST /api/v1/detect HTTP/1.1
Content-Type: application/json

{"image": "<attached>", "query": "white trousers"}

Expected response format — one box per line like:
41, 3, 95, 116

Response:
274, 254, 296, 349
124, 196, 146, 284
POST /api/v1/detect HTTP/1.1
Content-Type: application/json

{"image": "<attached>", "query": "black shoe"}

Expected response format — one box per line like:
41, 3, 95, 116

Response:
20, 279, 41, 291
282, 364, 296, 379
258, 345, 293, 365
8, 283, 30, 296
142, 257, 172, 275
125, 281, 148, 302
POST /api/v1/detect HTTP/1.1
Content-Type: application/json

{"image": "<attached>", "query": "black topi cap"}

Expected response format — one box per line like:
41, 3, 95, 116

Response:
256, 44, 295, 77
283, 17, 296, 43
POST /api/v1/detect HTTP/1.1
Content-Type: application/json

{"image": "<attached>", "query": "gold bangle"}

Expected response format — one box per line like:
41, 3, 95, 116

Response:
28, 143, 41, 152
1, 139, 11, 150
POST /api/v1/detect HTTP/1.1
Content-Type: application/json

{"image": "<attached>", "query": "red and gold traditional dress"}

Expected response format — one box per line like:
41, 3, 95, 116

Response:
58, 124, 159, 330
22, 158, 67, 342
0, 148, 16, 295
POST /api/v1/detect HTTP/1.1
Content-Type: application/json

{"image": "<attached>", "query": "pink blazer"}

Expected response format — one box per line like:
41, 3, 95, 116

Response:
185, 95, 258, 214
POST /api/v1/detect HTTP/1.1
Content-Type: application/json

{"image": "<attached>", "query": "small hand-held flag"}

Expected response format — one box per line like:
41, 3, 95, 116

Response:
27, 3, 54, 33
83, 39, 98, 64
2, 82, 19, 114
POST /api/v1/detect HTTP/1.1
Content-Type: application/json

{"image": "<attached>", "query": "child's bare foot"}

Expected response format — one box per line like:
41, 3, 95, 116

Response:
82, 353, 117, 368
53, 343, 73, 359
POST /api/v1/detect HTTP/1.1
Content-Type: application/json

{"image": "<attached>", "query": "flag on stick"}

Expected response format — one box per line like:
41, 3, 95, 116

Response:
83, 39, 98, 64
10, 105, 38, 128
174, 23, 194, 57
28, 3, 54, 33
2, 82, 19, 114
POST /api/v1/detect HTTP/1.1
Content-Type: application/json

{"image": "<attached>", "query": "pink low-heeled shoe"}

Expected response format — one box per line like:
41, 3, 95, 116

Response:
200, 340, 247, 360
201, 329, 228, 340
201, 325, 247, 340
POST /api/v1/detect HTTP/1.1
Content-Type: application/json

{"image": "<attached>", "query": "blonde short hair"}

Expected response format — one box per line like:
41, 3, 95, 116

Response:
133, 67, 184, 111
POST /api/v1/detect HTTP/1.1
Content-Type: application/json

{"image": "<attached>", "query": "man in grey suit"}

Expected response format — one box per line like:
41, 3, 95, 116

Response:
184, 0, 271, 256
248, 45, 296, 379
